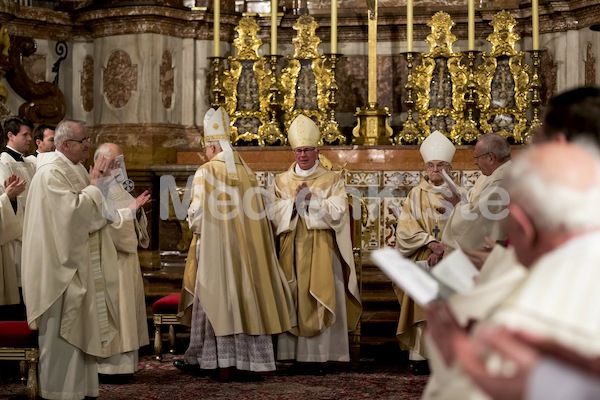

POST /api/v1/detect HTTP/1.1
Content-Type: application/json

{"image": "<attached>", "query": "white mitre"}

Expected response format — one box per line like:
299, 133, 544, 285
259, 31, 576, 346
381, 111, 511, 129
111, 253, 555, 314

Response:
420, 130, 456, 163
204, 107, 238, 182
288, 114, 321, 149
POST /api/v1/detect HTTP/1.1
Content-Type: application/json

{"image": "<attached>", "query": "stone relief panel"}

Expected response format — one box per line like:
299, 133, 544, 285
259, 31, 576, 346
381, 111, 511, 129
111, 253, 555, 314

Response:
22, 53, 46, 82
382, 196, 404, 249
361, 197, 381, 251
81, 55, 94, 112
585, 42, 596, 87
540, 49, 557, 104
160, 50, 175, 109
103, 50, 138, 108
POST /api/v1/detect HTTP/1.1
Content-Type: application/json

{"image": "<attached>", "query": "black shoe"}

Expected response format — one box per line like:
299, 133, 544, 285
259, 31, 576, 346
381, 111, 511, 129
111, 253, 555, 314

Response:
173, 359, 200, 373
409, 360, 430, 376
98, 373, 133, 384
285, 362, 326, 376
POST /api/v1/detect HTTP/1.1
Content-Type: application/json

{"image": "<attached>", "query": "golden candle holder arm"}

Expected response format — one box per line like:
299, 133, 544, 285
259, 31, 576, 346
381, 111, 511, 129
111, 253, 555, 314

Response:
261, 54, 286, 146
209, 56, 226, 108
461, 50, 481, 143
525, 49, 542, 143
321, 53, 346, 145
398, 51, 422, 145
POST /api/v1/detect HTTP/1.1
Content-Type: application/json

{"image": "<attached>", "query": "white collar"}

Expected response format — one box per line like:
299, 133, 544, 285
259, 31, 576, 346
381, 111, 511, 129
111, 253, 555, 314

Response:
295, 160, 319, 176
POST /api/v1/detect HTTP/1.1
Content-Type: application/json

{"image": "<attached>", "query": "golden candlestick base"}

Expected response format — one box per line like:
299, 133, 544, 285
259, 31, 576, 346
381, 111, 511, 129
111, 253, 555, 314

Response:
352, 102, 394, 146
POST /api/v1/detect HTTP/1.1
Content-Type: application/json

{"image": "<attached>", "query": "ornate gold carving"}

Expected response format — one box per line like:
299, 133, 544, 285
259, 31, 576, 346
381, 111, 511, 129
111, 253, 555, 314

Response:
477, 10, 530, 142
0, 26, 10, 103
412, 12, 468, 143
280, 15, 331, 141
221, 16, 273, 145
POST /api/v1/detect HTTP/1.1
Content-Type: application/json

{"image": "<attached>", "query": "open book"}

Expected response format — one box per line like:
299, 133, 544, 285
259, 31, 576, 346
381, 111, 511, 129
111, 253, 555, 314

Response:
442, 169, 468, 203
371, 247, 480, 307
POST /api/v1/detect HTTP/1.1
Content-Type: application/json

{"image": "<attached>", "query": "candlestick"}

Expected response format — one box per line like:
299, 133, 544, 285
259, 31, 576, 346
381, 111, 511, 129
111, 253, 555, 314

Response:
407, 0, 413, 52
331, 0, 338, 53
468, 0, 475, 50
271, 0, 277, 55
532, 0, 539, 50
213, 0, 220, 57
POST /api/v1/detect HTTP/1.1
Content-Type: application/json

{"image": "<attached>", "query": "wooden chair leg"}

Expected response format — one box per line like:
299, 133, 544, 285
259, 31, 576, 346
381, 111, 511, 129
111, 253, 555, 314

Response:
168, 324, 176, 354
154, 323, 163, 361
26, 359, 38, 400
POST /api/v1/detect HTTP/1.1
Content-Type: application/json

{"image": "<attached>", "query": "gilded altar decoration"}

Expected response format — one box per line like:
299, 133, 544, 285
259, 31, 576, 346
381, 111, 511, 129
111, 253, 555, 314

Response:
221, 16, 276, 145
412, 11, 468, 143
0, 26, 10, 103
476, 10, 530, 142
280, 15, 332, 142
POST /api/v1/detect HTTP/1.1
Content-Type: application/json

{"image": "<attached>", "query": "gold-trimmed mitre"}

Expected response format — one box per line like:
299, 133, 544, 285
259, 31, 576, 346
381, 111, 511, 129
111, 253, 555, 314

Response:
203, 107, 238, 183
287, 115, 320, 149
420, 130, 456, 163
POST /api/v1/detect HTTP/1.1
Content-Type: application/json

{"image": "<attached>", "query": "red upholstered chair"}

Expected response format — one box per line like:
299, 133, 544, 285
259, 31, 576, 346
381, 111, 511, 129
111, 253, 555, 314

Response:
0, 321, 38, 399
152, 293, 181, 360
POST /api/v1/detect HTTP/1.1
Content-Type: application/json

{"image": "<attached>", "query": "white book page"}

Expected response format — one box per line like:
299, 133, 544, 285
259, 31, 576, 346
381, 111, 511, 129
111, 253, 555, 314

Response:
371, 248, 440, 307
431, 248, 480, 294
442, 169, 468, 203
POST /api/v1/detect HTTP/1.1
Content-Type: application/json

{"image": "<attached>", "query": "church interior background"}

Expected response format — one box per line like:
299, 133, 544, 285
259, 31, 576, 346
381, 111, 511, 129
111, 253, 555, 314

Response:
1, 0, 599, 347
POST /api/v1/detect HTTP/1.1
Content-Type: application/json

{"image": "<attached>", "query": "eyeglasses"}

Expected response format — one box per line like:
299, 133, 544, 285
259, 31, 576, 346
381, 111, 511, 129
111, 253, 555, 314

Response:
474, 152, 492, 160
66, 136, 90, 145
425, 162, 451, 170
292, 147, 316, 155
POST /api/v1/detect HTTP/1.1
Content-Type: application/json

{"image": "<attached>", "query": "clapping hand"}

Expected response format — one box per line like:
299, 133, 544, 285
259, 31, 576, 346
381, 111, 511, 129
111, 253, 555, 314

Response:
4, 174, 26, 201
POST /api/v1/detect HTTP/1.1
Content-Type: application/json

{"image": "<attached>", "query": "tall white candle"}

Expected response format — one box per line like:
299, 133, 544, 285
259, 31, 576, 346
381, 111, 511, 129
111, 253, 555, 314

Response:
213, 0, 220, 57
271, 0, 277, 54
331, 0, 338, 53
532, 0, 539, 50
468, 0, 475, 50
407, 0, 413, 52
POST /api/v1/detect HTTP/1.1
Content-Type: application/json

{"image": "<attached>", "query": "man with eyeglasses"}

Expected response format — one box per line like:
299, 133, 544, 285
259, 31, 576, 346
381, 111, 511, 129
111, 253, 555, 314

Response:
441, 133, 511, 253
0, 116, 35, 320
394, 130, 462, 375
21, 119, 123, 399
267, 115, 361, 375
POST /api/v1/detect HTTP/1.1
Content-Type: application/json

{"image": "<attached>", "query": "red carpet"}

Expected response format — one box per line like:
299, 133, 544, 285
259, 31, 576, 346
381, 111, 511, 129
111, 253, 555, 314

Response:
0, 353, 428, 399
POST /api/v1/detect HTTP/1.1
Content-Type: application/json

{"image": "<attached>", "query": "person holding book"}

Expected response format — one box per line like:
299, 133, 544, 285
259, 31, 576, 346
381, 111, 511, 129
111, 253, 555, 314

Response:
394, 130, 462, 375
441, 133, 511, 252
422, 141, 600, 400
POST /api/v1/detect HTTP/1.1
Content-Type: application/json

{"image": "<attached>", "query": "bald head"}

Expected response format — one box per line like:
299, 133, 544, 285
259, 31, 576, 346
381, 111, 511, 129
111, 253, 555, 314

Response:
506, 142, 600, 234
94, 143, 122, 162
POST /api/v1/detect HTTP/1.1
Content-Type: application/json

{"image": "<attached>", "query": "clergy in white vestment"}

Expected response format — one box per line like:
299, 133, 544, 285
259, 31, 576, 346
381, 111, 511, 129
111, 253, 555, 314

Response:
394, 131, 461, 375
95, 143, 151, 381
0, 174, 26, 308
423, 142, 600, 400
21, 120, 121, 400
0, 116, 35, 319
175, 107, 296, 381
441, 133, 511, 252
267, 115, 362, 373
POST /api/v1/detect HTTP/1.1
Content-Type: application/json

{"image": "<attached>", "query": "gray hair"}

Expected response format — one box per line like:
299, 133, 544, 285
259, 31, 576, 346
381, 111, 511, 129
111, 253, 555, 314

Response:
94, 143, 114, 162
477, 133, 511, 161
54, 120, 86, 147
505, 146, 600, 233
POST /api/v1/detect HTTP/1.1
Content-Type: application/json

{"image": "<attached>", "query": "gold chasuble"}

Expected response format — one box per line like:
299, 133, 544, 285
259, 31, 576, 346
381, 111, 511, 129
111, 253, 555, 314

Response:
179, 151, 295, 337
395, 179, 454, 354
269, 162, 361, 338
